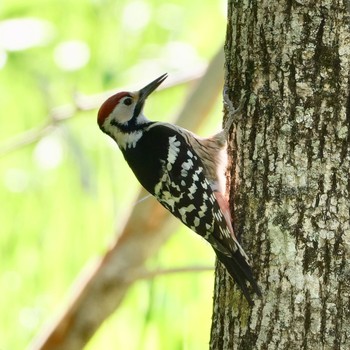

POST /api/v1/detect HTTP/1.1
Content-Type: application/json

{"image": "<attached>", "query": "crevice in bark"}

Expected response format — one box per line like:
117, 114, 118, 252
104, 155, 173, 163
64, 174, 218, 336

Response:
259, 26, 270, 77
301, 290, 311, 350
314, 13, 326, 76
341, 74, 350, 162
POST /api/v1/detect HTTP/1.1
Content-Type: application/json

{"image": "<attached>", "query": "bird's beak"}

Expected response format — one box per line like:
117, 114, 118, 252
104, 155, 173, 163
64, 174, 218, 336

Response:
139, 73, 168, 102
133, 73, 168, 118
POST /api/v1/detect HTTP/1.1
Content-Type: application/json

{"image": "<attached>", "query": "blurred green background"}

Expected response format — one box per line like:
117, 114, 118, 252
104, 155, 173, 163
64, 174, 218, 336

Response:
0, 0, 226, 349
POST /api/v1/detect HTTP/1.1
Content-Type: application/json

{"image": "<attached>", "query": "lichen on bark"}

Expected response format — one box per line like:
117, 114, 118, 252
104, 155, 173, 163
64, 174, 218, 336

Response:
210, 1, 350, 349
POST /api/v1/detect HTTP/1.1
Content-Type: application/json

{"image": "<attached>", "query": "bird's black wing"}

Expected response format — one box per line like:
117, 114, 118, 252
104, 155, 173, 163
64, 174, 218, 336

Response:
146, 125, 261, 303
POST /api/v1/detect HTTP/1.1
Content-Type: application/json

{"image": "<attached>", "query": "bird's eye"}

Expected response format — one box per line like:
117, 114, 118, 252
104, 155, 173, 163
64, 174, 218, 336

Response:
124, 97, 132, 106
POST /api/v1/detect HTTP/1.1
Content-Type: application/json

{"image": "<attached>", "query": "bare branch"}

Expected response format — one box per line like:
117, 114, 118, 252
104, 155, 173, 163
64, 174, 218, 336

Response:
131, 265, 214, 282
0, 124, 54, 157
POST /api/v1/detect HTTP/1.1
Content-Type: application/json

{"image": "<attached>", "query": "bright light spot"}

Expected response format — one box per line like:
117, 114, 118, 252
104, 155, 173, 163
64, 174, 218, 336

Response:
3, 270, 22, 291
54, 40, 90, 71
156, 4, 183, 30
220, 0, 228, 17
122, 0, 151, 32
34, 135, 63, 170
128, 59, 165, 82
0, 18, 54, 51
162, 41, 202, 70
4, 168, 29, 193
0, 50, 7, 68
19, 307, 41, 330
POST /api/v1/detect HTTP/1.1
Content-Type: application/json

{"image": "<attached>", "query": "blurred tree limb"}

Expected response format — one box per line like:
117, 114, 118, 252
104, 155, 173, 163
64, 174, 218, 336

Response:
30, 46, 224, 350
0, 68, 205, 158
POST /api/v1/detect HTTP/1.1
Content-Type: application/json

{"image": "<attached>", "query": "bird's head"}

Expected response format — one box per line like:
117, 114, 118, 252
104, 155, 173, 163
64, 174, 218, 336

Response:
97, 73, 168, 133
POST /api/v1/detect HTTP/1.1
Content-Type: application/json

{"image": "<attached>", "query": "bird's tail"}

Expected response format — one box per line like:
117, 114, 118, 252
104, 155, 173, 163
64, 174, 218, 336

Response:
214, 248, 262, 306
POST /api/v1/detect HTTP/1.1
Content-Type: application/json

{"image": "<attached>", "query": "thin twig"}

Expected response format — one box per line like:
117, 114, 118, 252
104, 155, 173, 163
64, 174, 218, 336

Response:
129, 265, 214, 283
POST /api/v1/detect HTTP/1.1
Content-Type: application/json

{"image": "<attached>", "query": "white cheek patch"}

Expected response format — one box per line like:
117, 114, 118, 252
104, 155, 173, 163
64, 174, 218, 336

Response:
111, 103, 134, 124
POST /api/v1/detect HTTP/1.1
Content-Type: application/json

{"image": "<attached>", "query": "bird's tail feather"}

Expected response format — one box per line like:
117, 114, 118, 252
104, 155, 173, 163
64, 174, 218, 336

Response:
214, 248, 262, 306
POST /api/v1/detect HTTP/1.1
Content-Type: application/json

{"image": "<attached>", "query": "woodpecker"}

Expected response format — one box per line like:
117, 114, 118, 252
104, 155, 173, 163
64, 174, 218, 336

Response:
97, 73, 261, 305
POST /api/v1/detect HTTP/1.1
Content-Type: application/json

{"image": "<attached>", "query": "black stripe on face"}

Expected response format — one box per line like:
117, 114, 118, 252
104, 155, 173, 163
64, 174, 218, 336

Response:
110, 118, 152, 132
132, 99, 144, 120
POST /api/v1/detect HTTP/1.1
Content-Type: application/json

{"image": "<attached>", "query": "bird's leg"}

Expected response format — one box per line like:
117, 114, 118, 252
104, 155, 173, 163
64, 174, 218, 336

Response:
223, 89, 246, 137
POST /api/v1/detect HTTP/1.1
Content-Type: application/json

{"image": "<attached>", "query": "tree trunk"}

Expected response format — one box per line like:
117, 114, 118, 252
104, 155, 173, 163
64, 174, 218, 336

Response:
210, 1, 350, 349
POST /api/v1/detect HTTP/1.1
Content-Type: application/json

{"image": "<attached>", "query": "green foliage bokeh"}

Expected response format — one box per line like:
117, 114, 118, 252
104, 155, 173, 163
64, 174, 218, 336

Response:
0, 1, 226, 349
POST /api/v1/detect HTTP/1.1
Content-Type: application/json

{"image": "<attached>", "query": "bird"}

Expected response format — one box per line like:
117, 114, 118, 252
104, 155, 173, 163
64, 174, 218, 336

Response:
97, 73, 261, 305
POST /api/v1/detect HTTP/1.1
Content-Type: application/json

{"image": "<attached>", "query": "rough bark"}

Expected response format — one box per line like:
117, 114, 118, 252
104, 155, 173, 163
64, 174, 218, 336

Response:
210, 1, 350, 349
